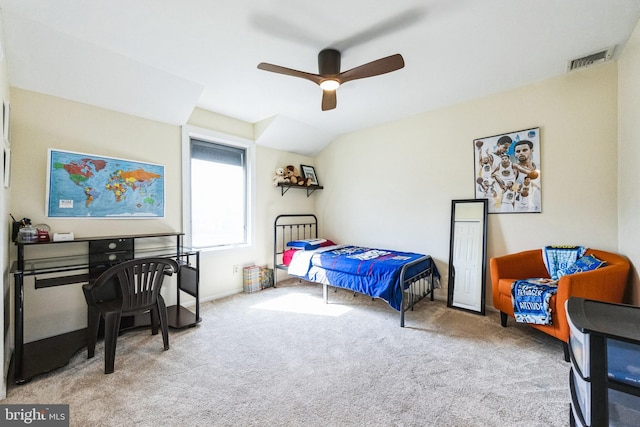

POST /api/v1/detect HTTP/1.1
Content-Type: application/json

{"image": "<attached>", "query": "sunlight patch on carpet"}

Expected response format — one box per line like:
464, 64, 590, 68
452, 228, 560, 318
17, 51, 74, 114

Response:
251, 293, 352, 316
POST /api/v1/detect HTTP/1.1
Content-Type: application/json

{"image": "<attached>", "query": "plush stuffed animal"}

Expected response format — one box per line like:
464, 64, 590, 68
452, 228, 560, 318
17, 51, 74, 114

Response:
285, 165, 306, 186
273, 167, 288, 186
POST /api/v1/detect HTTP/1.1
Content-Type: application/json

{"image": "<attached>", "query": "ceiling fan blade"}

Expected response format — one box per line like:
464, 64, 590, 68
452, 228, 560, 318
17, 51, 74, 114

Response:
322, 89, 337, 111
338, 54, 404, 84
257, 62, 323, 85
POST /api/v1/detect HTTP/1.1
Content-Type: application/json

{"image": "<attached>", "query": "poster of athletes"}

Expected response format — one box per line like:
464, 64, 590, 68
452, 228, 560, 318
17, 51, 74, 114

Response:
474, 127, 541, 214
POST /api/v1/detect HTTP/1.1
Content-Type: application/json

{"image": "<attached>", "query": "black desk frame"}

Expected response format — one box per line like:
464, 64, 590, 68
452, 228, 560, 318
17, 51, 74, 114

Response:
11, 232, 200, 384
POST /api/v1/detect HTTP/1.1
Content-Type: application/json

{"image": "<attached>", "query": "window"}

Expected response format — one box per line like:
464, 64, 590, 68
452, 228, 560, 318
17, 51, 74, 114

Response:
182, 126, 254, 249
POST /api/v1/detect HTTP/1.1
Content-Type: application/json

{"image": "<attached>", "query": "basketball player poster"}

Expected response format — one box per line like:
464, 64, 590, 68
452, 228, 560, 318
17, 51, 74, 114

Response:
473, 127, 541, 214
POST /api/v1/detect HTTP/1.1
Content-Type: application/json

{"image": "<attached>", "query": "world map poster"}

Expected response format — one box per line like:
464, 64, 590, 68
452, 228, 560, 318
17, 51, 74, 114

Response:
47, 149, 165, 218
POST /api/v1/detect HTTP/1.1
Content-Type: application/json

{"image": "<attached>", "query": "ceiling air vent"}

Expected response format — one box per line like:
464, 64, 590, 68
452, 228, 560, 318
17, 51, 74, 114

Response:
566, 46, 615, 72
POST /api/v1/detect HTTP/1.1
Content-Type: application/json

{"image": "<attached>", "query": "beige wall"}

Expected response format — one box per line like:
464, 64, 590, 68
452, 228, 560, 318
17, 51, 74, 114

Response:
0, 9, 11, 399
10, 90, 183, 237
618, 20, 640, 305
316, 62, 620, 303
8, 90, 316, 342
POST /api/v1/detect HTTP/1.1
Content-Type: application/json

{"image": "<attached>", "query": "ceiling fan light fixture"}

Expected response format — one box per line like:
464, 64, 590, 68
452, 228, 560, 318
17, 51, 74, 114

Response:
319, 79, 340, 91
257, 49, 404, 110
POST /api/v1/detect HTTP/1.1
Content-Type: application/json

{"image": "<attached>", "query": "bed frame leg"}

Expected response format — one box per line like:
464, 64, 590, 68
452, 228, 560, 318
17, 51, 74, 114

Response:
400, 286, 406, 327
323, 284, 328, 304
430, 269, 435, 301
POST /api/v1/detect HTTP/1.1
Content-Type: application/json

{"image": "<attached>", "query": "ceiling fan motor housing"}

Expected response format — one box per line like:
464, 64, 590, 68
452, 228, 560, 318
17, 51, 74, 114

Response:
319, 49, 341, 75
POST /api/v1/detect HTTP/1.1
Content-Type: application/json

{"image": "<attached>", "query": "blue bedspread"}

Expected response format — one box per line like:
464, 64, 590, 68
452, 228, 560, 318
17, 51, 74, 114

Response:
292, 246, 439, 311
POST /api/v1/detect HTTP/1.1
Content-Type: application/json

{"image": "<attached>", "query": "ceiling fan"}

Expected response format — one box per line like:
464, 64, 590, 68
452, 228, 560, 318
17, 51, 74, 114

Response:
257, 49, 404, 111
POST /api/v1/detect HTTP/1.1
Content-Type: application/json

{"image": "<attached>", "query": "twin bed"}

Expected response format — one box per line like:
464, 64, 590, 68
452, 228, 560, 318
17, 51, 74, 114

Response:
273, 214, 439, 326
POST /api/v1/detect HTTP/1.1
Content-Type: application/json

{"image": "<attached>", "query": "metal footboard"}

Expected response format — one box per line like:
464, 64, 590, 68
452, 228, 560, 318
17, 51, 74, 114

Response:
399, 255, 436, 327
321, 255, 437, 327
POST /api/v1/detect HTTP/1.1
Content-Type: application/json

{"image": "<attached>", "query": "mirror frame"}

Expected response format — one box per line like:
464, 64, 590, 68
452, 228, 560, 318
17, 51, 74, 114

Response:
446, 199, 488, 315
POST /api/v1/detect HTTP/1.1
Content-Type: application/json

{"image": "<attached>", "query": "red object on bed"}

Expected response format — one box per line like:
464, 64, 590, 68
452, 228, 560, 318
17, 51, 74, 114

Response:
282, 240, 336, 266
283, 249, 297, 266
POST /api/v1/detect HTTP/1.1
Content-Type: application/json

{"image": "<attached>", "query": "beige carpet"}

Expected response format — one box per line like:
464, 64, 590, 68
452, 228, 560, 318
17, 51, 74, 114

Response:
3, 281, 571, 426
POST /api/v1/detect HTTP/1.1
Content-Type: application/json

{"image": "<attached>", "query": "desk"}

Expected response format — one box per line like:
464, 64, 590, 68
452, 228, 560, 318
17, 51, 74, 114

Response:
11, 232, 200, 384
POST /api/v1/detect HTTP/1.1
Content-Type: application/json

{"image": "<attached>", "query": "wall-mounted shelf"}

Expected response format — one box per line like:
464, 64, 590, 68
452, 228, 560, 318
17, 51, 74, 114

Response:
277, 183, 323, 197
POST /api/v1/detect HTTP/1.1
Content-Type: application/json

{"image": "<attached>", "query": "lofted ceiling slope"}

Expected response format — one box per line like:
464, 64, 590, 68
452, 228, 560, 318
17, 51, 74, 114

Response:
0, 0, 639, 155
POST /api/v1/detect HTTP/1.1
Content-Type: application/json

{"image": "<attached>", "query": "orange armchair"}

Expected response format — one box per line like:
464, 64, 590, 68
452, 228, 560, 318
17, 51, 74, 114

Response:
490, 248, 630, 360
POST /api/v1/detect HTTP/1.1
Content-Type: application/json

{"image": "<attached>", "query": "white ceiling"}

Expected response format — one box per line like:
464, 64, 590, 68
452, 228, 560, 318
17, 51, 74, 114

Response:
1, 0, 639, 156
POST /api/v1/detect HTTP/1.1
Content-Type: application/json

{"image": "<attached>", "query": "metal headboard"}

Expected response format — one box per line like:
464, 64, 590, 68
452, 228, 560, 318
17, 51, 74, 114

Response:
273, 214, 318, 285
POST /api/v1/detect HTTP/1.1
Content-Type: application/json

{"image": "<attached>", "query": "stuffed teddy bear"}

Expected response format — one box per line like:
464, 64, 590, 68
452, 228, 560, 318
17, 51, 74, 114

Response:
273, 167, 288, 186
285, 165, 307, 186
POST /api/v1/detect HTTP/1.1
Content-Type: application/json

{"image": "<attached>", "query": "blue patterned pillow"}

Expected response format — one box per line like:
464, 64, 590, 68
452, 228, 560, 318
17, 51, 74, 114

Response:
286, 238, 326, 250
556, 255, 606, 278
543, 246, 587, 280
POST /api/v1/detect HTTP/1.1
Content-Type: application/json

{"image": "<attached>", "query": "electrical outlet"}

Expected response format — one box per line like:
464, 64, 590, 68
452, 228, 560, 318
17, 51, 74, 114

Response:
233, 265, 239, 275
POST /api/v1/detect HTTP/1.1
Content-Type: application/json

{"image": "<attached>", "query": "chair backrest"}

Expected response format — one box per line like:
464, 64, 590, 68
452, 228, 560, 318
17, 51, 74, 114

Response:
89, 257, 180, 312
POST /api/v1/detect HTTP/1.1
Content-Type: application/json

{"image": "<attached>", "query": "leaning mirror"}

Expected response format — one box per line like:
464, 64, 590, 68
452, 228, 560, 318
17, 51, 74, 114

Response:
447, 199, 488, 315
